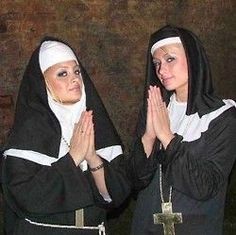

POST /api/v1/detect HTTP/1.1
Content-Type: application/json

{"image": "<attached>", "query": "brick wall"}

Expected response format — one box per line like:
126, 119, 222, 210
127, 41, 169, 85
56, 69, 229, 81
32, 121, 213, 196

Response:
1, 0, 235, 150
0, 1, 235, 234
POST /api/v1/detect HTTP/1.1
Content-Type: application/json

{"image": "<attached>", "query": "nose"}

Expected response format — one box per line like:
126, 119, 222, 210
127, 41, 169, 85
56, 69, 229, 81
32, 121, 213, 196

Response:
72, 77, 78, 83
71, 74, 80, 83
157, 62, 168, 76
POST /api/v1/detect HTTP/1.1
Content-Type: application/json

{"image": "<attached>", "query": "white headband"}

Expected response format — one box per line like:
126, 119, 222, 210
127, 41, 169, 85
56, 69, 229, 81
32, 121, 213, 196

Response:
151, 37, 181, 55
39, 41, 78, 73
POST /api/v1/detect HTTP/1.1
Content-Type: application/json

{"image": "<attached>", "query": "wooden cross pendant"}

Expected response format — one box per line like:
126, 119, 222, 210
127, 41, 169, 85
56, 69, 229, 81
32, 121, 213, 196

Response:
75, 208, 84, 227
153, 202, 182, 235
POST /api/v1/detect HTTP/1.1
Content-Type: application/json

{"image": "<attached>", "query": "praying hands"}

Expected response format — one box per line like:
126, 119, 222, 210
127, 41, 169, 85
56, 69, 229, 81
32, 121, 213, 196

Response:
69, 110, 96, 166
142, 86, 174, 157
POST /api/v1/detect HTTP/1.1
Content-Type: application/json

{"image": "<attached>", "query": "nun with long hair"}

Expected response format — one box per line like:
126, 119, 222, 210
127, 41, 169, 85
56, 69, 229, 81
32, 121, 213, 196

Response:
129, 25, 236, 235
1, 37, 130, 235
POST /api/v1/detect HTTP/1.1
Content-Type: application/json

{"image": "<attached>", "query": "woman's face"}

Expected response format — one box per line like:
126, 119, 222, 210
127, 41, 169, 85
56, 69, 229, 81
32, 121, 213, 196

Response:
152, 43, 188, 100
43, 60, 83, 105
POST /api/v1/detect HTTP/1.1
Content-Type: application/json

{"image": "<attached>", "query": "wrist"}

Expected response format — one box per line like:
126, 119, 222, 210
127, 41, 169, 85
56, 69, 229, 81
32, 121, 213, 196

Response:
142, 133, 156, 144
86, 154, 102, 168
89, 162, 104, 172
142, 134, 156, 158
160, 133, 175, 149
69, 151, 84, 167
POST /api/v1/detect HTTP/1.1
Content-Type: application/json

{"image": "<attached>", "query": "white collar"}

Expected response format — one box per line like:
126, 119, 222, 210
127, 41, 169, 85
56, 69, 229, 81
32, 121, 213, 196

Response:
47, 82, 86, 158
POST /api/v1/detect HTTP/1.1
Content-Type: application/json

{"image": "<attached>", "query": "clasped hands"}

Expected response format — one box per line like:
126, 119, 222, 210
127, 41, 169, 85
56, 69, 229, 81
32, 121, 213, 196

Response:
69, 110, 101, 167
142, 86, 174, 156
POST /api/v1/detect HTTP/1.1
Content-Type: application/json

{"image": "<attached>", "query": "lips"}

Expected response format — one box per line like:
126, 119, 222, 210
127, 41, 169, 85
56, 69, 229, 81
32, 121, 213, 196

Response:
69, 85, 80, 91
161, 77, 172, 86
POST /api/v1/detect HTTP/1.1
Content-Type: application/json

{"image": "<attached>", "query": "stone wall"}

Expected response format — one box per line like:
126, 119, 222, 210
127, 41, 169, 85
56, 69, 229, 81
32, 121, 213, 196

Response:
0, 1, 235, 234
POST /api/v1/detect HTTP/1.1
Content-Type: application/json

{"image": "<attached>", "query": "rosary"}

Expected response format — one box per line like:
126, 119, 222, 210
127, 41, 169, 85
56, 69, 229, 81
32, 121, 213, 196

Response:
62, 136, 70, 148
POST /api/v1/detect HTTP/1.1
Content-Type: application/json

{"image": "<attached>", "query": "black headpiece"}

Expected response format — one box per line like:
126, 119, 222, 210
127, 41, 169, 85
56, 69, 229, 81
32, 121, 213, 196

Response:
4, 36, 122, 157
144, 25, 223, 117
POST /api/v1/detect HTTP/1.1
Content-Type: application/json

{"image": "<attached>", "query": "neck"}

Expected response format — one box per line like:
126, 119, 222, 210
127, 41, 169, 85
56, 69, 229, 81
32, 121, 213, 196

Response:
175, 88, 188, 102
175, 94, 187, 102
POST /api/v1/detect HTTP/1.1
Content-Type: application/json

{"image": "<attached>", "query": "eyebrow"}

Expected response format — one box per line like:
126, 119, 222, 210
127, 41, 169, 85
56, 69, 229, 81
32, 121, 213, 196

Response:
152, 53, 169, 61
57, 64, 80, 70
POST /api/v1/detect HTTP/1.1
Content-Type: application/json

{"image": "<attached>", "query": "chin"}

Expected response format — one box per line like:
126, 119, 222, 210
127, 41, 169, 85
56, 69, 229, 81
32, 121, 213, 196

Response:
164, 86, 175, 91
63, 97, 81, 105
71, 97, 81, 103
72, 94, 81, 101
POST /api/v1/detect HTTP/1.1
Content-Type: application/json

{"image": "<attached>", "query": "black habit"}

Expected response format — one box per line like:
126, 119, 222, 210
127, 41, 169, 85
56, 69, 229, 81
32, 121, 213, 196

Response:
129, 25, 236, 235
1, 37, 130, 235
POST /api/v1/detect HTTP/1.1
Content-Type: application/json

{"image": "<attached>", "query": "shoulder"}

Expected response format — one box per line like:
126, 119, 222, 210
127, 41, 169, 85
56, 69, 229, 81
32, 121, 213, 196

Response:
203, 99, 236, 123
222, 99, 236, 116
206, 100, 236, 136
210, 99, 236, 123
182, 100, 236, 142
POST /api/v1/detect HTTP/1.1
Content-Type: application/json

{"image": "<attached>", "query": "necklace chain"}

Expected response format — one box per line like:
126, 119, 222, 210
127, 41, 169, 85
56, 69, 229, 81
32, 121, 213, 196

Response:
62, 136, 70, 148
159, 163, 172, 203
159, 96, 192, 203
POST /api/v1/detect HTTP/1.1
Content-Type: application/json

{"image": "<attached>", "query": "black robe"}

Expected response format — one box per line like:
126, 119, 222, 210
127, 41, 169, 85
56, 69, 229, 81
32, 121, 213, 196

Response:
130, 106, 236, 235
1, 36, 130, 235
128, 25, 236, 235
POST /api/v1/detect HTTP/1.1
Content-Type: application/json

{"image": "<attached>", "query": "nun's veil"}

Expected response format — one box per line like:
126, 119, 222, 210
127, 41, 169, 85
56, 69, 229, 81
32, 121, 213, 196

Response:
4, 36, 122, 158
146, 25, 223, 115
136, 25, 224, 137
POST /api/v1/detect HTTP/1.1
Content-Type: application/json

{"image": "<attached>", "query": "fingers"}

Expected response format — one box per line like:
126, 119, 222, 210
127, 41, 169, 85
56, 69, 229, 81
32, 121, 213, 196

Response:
69, 110, 94, 166
147, 97, 152, 118
148, 85, 170, 129
82, 111, 93, 136
86, 121, 96, 161
148, 86, 164, 117
74, 110, 93, 136
149, 85, 165, 111
147, 86, 173, 148
83, 112, 96, 164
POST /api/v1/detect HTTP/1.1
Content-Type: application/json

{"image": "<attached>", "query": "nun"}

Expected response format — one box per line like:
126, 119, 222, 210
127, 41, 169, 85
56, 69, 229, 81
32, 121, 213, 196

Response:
2, 37, 130, 235
129, 25, 236, 235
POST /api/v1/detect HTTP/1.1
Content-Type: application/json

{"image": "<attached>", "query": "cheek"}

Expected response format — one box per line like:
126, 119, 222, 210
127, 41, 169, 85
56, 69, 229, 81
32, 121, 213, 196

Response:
78, 78, 83, 86
178, 60, 188, 78
51, 80, 67, 93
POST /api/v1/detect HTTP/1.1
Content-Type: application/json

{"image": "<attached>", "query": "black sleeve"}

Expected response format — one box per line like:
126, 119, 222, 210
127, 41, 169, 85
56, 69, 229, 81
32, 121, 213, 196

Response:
160, 108, 236, 200
103, 154, 131, 207
127, 107, 161, 192
86, 154, 131, 208
3, 150, 131, 217
127, 137, 162, 192
2, 153, 96, 216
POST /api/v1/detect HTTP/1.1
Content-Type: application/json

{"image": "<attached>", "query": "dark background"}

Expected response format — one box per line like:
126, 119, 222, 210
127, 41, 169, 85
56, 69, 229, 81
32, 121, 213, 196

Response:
0, 0, 235, 234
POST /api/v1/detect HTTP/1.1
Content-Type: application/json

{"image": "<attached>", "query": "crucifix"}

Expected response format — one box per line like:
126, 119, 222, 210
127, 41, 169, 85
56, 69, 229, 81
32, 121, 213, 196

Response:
155, 163, 183, 235
153, 202, 182, 235
75, 208, 84, 227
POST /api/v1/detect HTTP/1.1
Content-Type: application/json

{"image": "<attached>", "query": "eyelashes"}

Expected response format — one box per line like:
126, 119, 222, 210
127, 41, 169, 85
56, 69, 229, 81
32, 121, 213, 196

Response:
166, 56, 176, 63
75, 69, 81, 75
57, 69, 81, 78
153, 56, 176, 68
57, 71, 67, 77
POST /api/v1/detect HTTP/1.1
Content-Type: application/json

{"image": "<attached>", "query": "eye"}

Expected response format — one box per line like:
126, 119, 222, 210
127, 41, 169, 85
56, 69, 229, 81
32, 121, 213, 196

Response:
74, 69, 81, 75
166, 56, 175, 63
57, 71, 68, 77
153, 60, 161, 68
